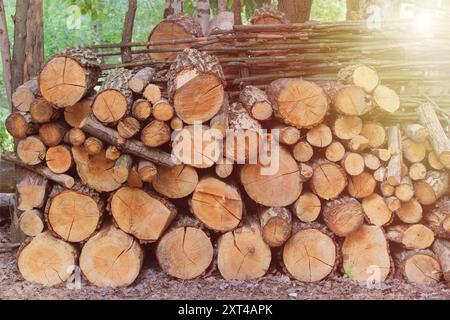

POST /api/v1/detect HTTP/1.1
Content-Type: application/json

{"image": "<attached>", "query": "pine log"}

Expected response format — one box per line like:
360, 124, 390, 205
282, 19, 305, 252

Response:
274, 125, 300, 146
92, 68, 133, 124
45, 184, 103, 242
128, 67, 155, 93
39, 122, 68, 147
215, 158, 233, 179
5, 111, 37, 139
137, 160, 157, 183
333, 85, 372, 116
152, 164, 198, 199
170, 116, 184, 131
17, 136, 46, 165
361, 122, 386, 148
323, 196, 364, 237
72, 146, 122, 192
267, 78, 329, 129
395, 177, 415, 202
131, 99, 152, 121
141, 120, 171, 147
147, 13, 203, 60
362, 193, 393, 226
29, 98, 58, 124
12, 78, 38, 112
217, 217, 271, 280
363, 153, 381, 170
64, 128, 86, 146
84, 137, 104, 155
291, 192, 321, 223
325, 141, 345, 163
414, 171, 449, 205
293, 141, 314, 162
396, 198, 423, 224
432, 239, 450, 286
403, 138, 426, 163
152, 99, 175, 122
396, 250, 442, 285
79, 224, 143, 287
347, 171, 377, 199
428, 151, 444, 170
417, 103, 450, 168
342, 225, 391, 282
332, 115, 362, 140
109, 187, 177, 242
337, 64, 379, 93
112, 154, 133, 184
306, 124, 332, 148
387, 224, 435, 250
341, 152, 365, 176
283, 223, 338, 282
408, 162, 427, 181
117, 116, 140, 139
258, 207, 292, 247
424, 197, 450, 239
39, 48, 101, 108
45, 145, 72, 174
167, 48, 225, 124
380, 181, 395, 197
239, 85, 273, 121
240, 147, 302, 206
105, 145, 121, 161
190, 176, 243, 232
143, 83, 161, 103
156, 216, 213, 280
310, 160, 348, 200
19, 209, 44, 237
63, 97, 93, 128
404, 124, 428, 144
17, 232, 77, 286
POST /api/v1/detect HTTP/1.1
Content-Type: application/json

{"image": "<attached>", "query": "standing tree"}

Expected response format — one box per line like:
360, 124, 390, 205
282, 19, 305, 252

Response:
278, 0, 313, 23
164, 0, 183, 18
197, 0, 211, 35
0, 0, 11, 106
121, 0, 137, 63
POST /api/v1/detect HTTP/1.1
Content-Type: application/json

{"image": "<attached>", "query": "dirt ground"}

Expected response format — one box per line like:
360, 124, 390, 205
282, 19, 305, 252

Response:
1, 223, 449, 300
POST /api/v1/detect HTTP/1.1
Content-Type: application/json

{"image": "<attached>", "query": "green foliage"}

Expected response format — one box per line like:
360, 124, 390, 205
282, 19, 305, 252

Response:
311, 0, 346, 22
0, 108, 13, 152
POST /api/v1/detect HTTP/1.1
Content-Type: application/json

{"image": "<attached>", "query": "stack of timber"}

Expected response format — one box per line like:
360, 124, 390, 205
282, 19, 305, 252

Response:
3, 10, 450, 289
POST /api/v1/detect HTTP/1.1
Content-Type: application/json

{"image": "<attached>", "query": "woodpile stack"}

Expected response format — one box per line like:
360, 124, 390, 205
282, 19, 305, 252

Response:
3, 13, 450, 289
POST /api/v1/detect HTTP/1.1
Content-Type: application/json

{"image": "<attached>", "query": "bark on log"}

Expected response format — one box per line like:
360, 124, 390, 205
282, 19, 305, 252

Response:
258, 207, 292, 248
424, 197, 450, 239
386, 224, 435, 250
414, 171, 449, 205
432, 239, 450, 286
11, 79, 38, 112
396, 250, 442, 285
239, 85, 273, 121
323, 196, 364, 237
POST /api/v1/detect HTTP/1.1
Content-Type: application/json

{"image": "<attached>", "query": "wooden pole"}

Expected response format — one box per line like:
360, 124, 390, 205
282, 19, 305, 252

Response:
0, 0, 12, 107
121, 0, 137, 63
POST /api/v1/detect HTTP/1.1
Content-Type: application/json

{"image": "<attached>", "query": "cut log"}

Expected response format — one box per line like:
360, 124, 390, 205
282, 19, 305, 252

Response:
92, 68, 133, 124
170, 116, 184, 131
2, 152, 74, 189
396, 250, 442, 285
72, 146, 122, 192
267, 78, 329, 129
5, 111, 37, 139
239, 85, 273, 121
341, 152, 365, 176
404, 124, 428, 143
79, 224, 143, 288
414, 171, 449, 205
105, 145, 121, 161
306, 124, 332, 148
380, 181, 395, 197
167, 48, 225, 124
292, 192, 321, 223
403, 138, 426, 163
173, 124, 221, 168
299, 162, 314, 181
428, 151, 444, 170
80, 115, 176, 167
156, 216, 213, 280
385, 196, 401, 212
362, 194, 393, 226
417, 103, 450, 168
45, 145, 72, 174
387, 224, 435, 250
347, 171, 377, 199
19, 209, 44, 237
283, 224, 337, 282
424, 197, 450, 239
143, 83, 161, 103
45, 184, 103, 242
17, 232, 77, 286
293, 141, 314, 162
152, 164, 198, 199
12, 78, 38, 112
84, 137, 104, 155
17, 136, 46, 165
337, 64, 379, 93
396, 198, 423, 224
386, 126, 403, 186
348, 135, 369, 153
361, 122, 386, 148
128, 67, 155, 93
110, 187, 177, 242
63, 97, 93, 128
39, 48, 101, 108
64, 128, 86, 146
363, 153, 381, 171
342, 225, 391, 282
373, 166, 386, 183
112, 154, 133, 184
215, 158, 233, 179
395, 177, 415, 202
323, 196, 364, 237
127, 165, 143, 188
153, 99, 175, 122
274, 125, 300, 146
333, 85, 372, 116
147, 13, 203, 60
258, 207, 292, 247
217, 217, 271, 280
310, 160, 348, 200
249, 7, 289, 24
117, 116, 140, 139
240, 147, 302, 206
372, 148, 391, 162
325, 141, 345, 163
131, 99, 152, 121
39, 122, 68, 147
29, 98, 58, 124
332, 115, 362, 140
208, 11, 234, 35
137, 160, 157, 183
409, 162, 427, 181
190, 177, 243, 232
373, 85, 400, 113
432, 239, 450, 286
141, 120, 171, 148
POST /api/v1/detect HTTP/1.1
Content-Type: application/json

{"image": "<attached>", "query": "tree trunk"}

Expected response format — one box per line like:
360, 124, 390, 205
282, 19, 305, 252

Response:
197, 0, 210, 35
23, 0, 44, 82
278, 0, 313, 23
11, 0, 30, 92
121, 0, 137, 63
0, 0, 12, 106
164, 0, 182, 18
232, 0, 242, 25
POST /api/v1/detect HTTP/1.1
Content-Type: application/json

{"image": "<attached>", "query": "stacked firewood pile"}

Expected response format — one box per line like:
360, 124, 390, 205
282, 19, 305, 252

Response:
3, 11, 450, 288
